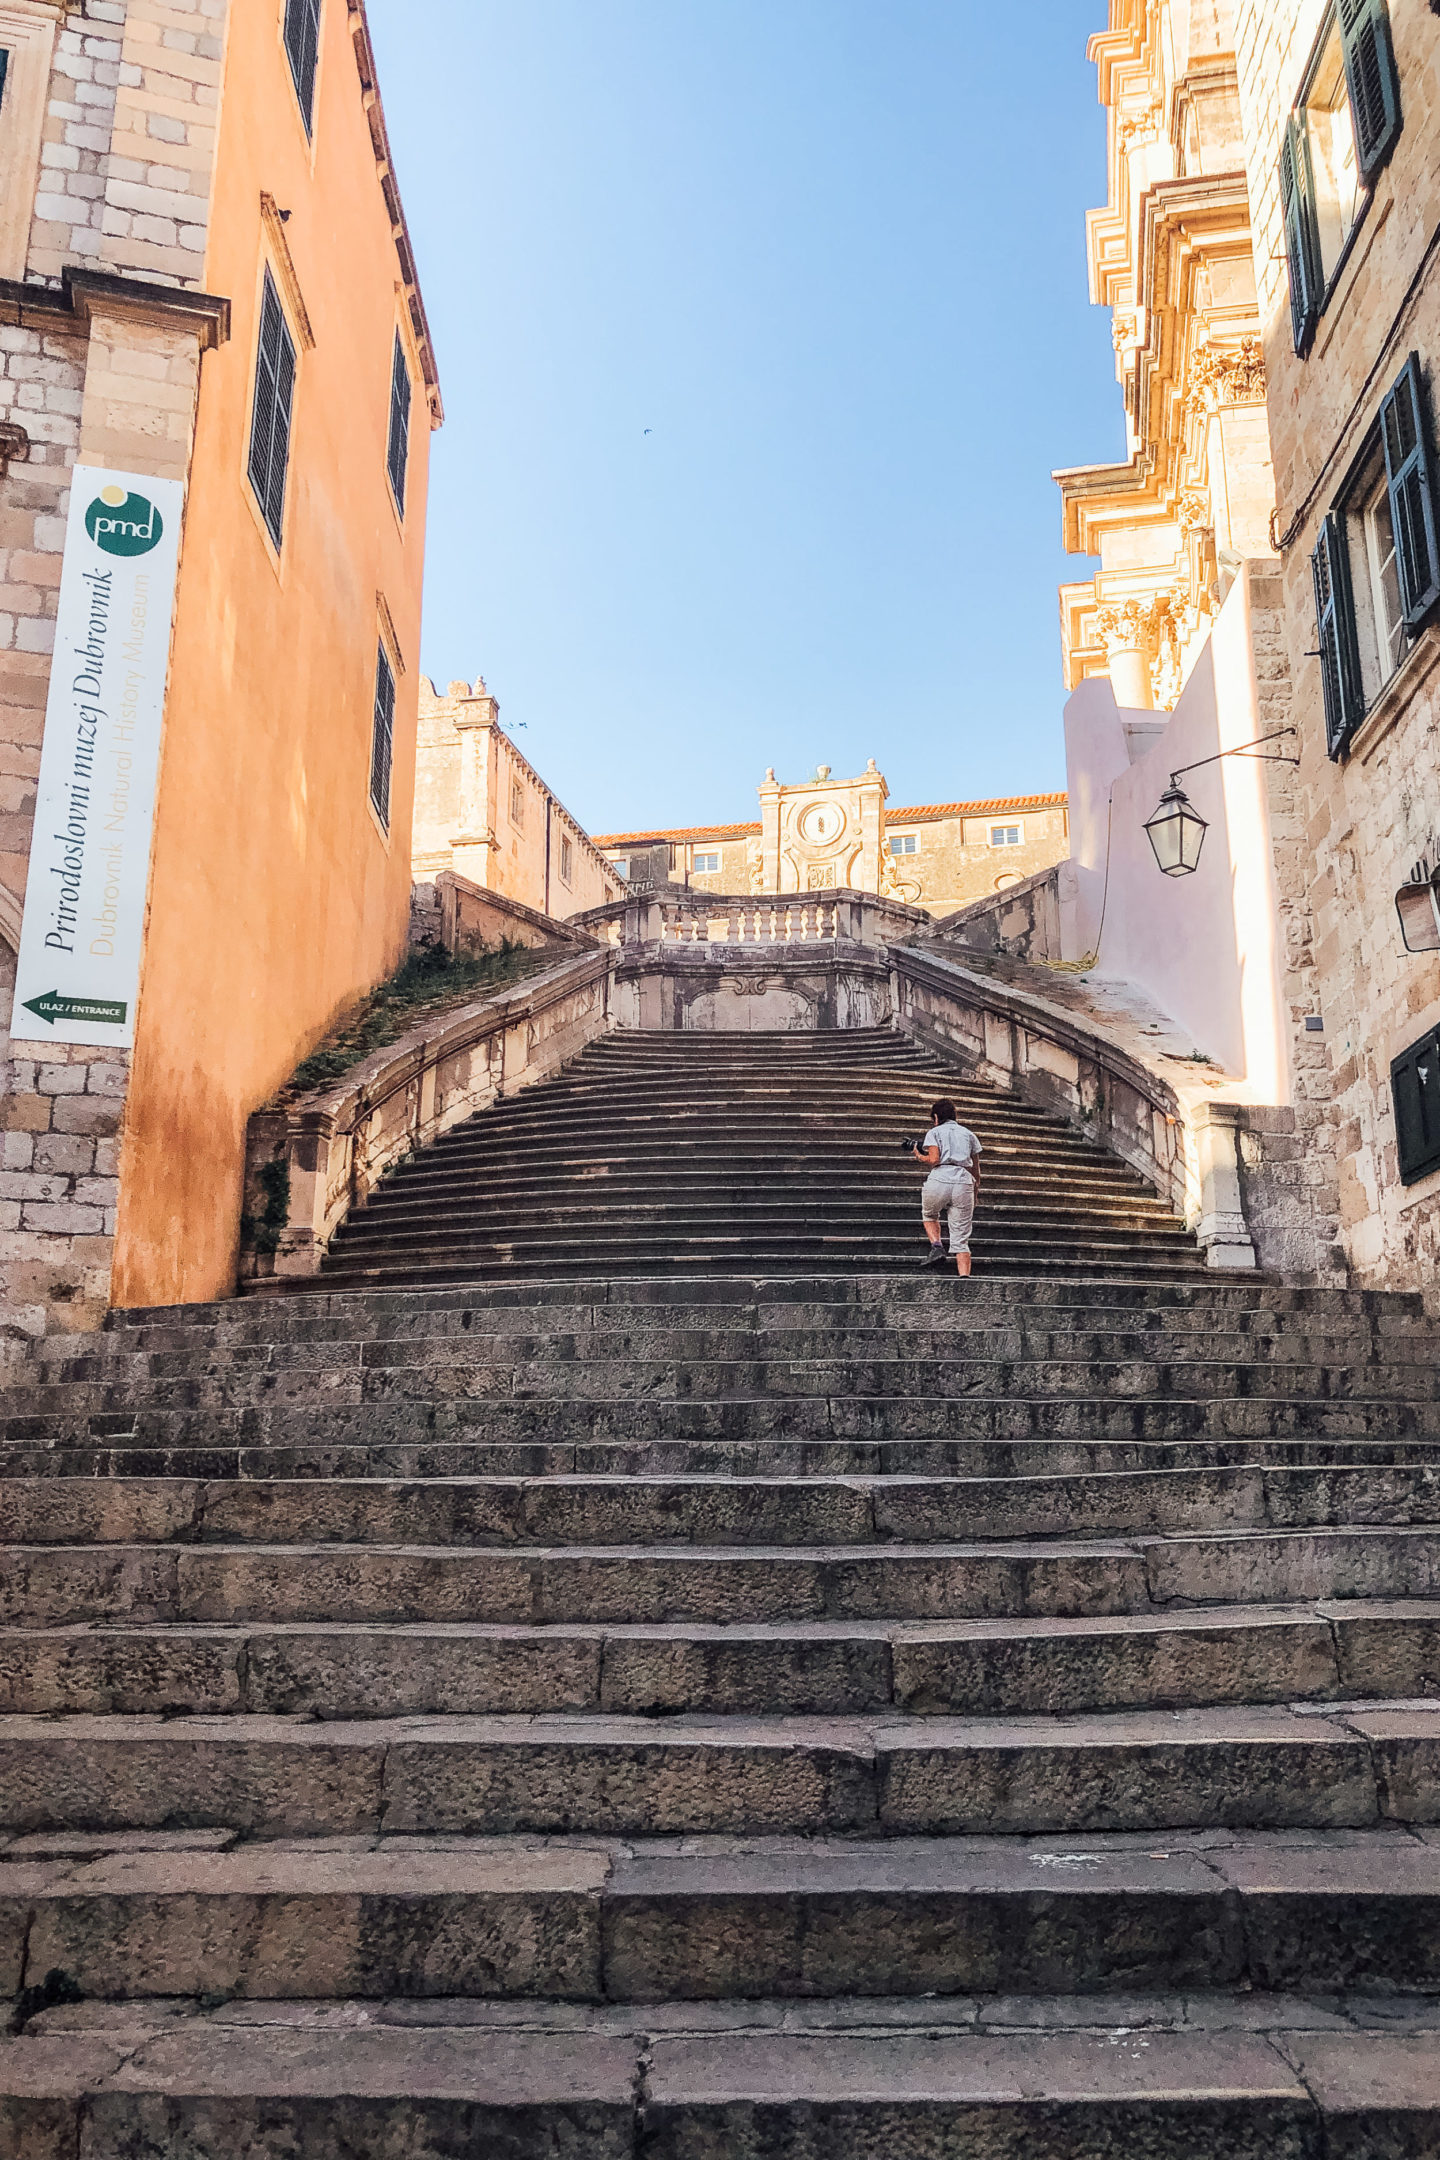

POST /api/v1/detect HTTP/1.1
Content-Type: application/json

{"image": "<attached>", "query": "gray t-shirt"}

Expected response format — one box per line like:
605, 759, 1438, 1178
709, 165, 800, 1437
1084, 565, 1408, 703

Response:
924, 1121, 982, 1171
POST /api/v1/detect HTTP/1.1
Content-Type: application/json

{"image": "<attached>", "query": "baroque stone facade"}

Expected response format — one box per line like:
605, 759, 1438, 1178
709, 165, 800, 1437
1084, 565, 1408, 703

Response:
1055, 0, 1276, 713
411, 677, 624, 922
595, 766, 1069, 919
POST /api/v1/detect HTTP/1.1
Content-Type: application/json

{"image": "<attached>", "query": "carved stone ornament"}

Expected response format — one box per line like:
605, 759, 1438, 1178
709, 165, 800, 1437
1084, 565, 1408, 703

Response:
1111, 310, 1138, 352
1116, 97, 1163, 150
1176, 489, 1212, 534
1185, 336, 1267, 415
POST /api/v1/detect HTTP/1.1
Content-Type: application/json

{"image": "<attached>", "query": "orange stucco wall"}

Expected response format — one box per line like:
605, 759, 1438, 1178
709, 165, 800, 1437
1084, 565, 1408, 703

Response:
111, 4, 433, 1306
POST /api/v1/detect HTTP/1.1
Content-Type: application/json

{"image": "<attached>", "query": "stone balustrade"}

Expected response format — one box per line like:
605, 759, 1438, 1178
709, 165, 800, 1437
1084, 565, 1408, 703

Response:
241, 947, 615, 1283
572, 885, 932, 951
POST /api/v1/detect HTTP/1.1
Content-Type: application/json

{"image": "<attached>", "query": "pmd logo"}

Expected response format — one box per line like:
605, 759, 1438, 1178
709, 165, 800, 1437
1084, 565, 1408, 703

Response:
85, 485, 163, 558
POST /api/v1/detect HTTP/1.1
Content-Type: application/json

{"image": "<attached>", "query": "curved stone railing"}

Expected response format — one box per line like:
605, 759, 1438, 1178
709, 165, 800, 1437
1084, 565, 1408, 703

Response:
892, 943, 1255, 1267
241, 946, 615, 1283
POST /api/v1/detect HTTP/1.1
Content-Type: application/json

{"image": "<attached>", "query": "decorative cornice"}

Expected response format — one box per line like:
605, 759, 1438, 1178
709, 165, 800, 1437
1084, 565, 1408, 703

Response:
66, 267, 230, 349
347, 0, 443, 427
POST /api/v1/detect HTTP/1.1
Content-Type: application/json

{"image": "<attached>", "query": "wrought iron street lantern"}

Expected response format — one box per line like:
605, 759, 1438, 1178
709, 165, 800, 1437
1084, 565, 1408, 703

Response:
1143, 727, 1300, 880
1395, 862, 1440, 953
1144, 782, 1208, 877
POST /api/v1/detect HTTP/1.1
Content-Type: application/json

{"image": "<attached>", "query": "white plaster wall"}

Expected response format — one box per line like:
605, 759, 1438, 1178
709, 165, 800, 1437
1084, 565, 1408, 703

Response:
1063, 574, 1291, 1102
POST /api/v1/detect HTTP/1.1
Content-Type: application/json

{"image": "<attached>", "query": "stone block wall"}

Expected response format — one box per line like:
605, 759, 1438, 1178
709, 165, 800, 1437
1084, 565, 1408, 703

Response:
1235, 0, 1440, 1289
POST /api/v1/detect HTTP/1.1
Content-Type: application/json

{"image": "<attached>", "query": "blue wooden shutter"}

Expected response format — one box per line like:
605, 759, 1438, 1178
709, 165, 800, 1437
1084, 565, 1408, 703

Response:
1381, 353, 1440, 626
1280, 117, 1322, 355
1392, 1026, 1440, 1183
1338, 0, 1401, 180
370, 645, 395, 827
283, 0, 322, 134
386, 335, 412, 512
1311, 512, 1364, 756
247, 272, 297, 550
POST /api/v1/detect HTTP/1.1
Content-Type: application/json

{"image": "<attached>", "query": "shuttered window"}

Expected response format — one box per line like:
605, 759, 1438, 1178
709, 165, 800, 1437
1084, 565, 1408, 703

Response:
370, 645, 395, 829
0, 49, 11, 115
1311, 511, 1364, 757
386, 334, 412, 514
1392, 1025, 1440, 1184
1281, 116, 1322, 356
1282, 1, 1402, 355
1380, 353, 1440, 627
247, 270, 298, 551
1338, 0, 1401, 179
283, 0, 322, 136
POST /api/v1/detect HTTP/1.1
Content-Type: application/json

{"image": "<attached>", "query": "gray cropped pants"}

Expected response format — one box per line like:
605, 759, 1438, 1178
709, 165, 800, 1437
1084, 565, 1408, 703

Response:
921, 1166, 976, 1255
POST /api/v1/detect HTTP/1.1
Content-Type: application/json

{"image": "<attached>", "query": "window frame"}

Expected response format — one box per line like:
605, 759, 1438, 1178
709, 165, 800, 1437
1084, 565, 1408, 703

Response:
386, 330, 413, 517
990, 822, 1024, 848
1315, 351, 1440, 757
369, 640, 396, 833
1280, 0, 1401, 355
1392, 1023, 1440, 1184
559, 834, 574, 886
692, 850, 721, 874
889, 832, 919, 856
509, 777, 525, 830
246, 266, 299, 554
282, 0, 323, 139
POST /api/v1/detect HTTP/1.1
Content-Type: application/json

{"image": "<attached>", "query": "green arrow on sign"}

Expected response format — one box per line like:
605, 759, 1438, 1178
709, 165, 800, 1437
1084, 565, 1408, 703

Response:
22, 990, 127, 1029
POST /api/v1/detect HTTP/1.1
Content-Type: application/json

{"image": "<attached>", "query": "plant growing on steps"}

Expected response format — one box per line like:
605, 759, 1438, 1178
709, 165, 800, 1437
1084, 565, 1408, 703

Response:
272, 939, 545, 1104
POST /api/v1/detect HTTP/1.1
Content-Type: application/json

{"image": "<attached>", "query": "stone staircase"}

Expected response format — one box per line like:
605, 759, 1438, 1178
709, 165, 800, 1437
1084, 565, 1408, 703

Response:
1, 1257, 1439, 2152
313, 1026, 1209, 1286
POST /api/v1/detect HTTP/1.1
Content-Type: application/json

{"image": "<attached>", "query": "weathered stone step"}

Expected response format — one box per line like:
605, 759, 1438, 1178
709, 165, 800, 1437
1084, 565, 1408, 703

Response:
5, 1436, 1436, 1485
7, 1393, 1431, 1455
9, 1356, 1435, 1426
2, 1599, 1435, 1719
39, 1315, 1438, 1386
9, 1988, 1440, 2160
11, 1523, 1440, 1629
86, 1273, 1433, 1343
0, 1701, 1436, 1836
3, 1464, 1440, 1551
5, 1828, 1440, 2005
9, 1989, 1438, 2159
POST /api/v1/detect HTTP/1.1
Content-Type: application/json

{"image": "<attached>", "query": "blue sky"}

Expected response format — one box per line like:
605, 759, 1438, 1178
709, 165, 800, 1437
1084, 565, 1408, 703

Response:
366, 1, 1123, 835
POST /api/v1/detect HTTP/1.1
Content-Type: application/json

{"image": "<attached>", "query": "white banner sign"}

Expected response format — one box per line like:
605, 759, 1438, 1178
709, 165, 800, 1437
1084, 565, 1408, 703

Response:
13, 466, 184, 1048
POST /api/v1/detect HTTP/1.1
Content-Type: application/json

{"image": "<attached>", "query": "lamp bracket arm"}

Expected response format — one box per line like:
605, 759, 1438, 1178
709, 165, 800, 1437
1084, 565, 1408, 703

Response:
1167, 727, 1300, 786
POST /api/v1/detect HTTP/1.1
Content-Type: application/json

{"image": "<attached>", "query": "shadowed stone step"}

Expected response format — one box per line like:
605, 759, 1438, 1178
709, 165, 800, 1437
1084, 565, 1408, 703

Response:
5, 1830, 1440, 2006
8, 1993, 1440, 2160
1, 1703, 1437, 1838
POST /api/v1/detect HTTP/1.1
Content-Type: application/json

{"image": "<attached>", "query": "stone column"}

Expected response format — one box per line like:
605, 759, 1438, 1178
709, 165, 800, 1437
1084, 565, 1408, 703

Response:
1097, 600, 1156, 710
450, 686, 499, 885
1190, 1101, 1259, 1269
757, 769, 782, 893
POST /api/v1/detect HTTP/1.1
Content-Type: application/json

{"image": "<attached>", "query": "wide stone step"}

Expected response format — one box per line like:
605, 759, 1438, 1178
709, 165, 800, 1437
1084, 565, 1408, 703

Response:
11, 1523, 1440, 1628
10, 1354, 1433, 1419
0, 1702, 1436, 1836
7, 1439, 1440, 1491
35, 1322, 1438, 1389
8, 1991, 1440, 2159
1, 1598, 1435, 1720
6, 1394, 1435, 1455
8, 1991, 1437, 2159
4, 1464, 1440, 1550
4, 1828, 1440, 2006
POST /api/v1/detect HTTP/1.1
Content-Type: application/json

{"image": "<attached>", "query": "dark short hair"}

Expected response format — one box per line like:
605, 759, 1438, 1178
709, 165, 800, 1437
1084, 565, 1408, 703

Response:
930, 1099, 957, 1125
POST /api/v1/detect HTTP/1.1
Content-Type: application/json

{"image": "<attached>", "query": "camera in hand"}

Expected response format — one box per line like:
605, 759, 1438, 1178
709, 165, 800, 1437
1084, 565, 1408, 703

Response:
899, 1136, 926, 1154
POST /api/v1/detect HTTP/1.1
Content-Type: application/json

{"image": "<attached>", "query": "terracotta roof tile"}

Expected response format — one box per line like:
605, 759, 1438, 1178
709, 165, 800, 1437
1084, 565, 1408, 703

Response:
594, 792, 1067, 849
